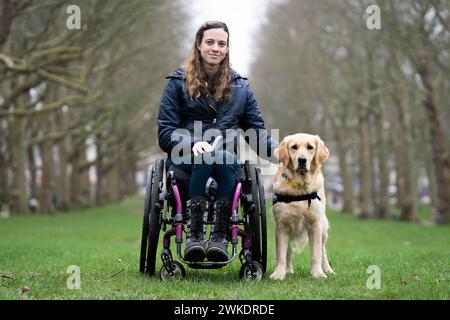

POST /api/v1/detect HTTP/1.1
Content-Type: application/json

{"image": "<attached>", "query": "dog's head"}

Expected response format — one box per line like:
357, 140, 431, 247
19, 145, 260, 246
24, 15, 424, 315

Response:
275, 133, 329, 175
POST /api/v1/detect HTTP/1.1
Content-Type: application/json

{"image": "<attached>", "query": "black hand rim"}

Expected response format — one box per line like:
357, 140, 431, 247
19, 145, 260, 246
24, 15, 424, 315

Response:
139, 165, 153, 273
256, 167, 267, 273
145, 159, 164, 276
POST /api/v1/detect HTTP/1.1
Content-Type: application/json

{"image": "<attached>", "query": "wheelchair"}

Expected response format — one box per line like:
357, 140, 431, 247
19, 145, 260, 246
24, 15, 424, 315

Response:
139, 158, 267, 281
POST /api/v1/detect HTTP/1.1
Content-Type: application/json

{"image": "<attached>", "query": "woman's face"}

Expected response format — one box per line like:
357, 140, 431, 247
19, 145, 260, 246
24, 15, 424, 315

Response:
197, 28, 229, 66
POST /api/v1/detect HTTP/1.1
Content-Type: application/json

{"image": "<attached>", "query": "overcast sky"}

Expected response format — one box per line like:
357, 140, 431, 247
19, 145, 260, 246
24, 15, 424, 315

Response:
187, 0, 271, 76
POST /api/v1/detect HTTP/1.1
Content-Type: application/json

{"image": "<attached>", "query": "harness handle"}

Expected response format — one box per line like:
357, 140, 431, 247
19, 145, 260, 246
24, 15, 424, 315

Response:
273, 192, 321, 209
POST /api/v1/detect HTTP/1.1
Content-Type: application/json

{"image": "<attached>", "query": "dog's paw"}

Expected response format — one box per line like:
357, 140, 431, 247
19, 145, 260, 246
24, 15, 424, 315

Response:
269, 270, 286, 281
324, 266, 335, 274
286, 266, 294, 274
311, 268, 327, 279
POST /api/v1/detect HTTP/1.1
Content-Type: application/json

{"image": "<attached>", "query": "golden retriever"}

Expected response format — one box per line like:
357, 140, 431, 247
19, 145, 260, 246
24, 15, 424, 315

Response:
269, 133, 334, 280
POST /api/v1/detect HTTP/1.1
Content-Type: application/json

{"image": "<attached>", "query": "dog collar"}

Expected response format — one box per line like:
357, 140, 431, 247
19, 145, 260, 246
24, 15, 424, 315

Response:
272, 191, 321, 208
281, 173, 309, 190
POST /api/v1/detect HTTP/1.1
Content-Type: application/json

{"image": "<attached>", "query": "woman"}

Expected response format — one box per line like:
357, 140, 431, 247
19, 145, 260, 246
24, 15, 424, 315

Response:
157, 21, 278, 262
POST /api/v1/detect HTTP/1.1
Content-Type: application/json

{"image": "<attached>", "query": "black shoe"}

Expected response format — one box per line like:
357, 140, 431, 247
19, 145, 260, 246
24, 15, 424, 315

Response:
184, 235, 206, 262
206, 199, 231, 262
206, 233, 228, 262
184, 197, 207, 262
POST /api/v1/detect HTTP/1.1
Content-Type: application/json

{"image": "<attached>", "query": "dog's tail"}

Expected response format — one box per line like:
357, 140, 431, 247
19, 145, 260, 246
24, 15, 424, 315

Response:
292, 231, 308, 254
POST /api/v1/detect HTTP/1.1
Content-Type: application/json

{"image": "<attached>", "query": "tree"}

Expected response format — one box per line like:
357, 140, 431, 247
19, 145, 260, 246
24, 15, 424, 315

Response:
251, 0, 450, 223
0, 0, 188, 214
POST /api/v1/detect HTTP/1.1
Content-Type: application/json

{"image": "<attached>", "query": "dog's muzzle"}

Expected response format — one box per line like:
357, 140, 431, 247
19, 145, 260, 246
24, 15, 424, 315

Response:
297, 157, 308, 173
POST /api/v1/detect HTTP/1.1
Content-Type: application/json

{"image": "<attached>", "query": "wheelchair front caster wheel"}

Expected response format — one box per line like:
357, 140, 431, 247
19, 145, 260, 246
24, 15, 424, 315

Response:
160, 261, 186, 281
239, 261, 263, 281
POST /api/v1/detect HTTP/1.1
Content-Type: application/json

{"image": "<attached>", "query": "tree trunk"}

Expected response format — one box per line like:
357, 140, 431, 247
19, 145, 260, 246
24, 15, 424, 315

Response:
367, 114, 377, 211
0, 0, 13, 49
38, 87, 56, 213
9, 114, 27, 214
95, 134, 106, 206
424, 143, 438, 215
128, 163, 138, 195
54, 109, 70, 211
0, 151, 6, 205
27, 143, 38, 199
417, 57, 450, 224
105, 164, 120, 203
120, 163, 137, 196
391, 127, 403, 218
70, 144, 91, 209
328, 108, 354, 213
358, 108, 372, 218
375, 107, 390, 219
0, 122, 9, 205
393, 92, 418, 221
336, 137, 354, 213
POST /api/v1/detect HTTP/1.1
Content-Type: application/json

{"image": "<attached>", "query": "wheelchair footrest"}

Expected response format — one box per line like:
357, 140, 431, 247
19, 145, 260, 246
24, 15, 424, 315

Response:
161, 249, 175, 274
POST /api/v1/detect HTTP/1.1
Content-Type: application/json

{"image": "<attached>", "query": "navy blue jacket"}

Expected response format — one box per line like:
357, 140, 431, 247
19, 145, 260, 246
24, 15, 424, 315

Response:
157, 67, 278, 162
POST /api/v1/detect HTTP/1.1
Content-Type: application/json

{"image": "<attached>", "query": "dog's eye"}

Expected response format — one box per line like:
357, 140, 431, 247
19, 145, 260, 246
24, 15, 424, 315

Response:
307, 144, 314, 150
291, 145, 298, 150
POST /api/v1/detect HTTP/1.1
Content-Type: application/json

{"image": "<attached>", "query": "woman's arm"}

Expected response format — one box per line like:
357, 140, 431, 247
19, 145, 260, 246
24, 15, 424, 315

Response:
157, 79, 191, 155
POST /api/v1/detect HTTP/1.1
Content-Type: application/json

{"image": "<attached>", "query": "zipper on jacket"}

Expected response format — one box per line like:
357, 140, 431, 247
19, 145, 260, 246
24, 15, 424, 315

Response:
208, 98, 217, 115
207, 97, 218, 125
209, 104, 217, 125
209, 103, 217, 114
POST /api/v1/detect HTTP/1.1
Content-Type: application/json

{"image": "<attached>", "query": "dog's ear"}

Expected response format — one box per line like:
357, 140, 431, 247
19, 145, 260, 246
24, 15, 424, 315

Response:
314, 135, 329, 168
277, 139, 290, 167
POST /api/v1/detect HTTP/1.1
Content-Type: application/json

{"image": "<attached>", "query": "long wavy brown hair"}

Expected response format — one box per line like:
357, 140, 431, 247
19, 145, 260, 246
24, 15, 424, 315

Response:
185, 21, 232, 103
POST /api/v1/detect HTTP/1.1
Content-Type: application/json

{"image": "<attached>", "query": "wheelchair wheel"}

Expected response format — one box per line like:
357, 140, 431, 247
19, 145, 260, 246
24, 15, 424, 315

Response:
255, 167, 268, 273
139, 166, 153, 273
244, 162, 266, 273
239, 261, 263, 281
141, 159, 164, 276
160, 261, 186, 281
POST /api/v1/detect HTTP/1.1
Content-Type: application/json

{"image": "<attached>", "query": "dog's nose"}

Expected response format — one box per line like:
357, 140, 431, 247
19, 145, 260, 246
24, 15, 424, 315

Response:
298, 157, 307, 166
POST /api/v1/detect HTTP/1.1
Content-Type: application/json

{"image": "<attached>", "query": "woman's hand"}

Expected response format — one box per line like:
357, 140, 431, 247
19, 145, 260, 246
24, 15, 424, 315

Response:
192, 141, 213, 156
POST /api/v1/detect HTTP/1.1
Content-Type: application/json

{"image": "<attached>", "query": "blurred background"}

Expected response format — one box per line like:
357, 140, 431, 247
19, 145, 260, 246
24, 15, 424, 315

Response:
0, 0, 449, 225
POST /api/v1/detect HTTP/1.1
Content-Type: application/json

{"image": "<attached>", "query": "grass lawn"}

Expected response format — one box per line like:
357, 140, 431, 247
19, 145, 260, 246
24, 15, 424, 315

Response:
0, 196, 449, 300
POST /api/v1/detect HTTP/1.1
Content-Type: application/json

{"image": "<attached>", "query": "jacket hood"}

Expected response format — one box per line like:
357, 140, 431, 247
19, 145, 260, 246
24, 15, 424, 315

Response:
165, 67, 247, 80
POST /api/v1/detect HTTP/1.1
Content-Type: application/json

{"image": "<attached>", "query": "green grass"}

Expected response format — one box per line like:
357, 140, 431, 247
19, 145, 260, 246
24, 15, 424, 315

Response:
0, 196, 449, 300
